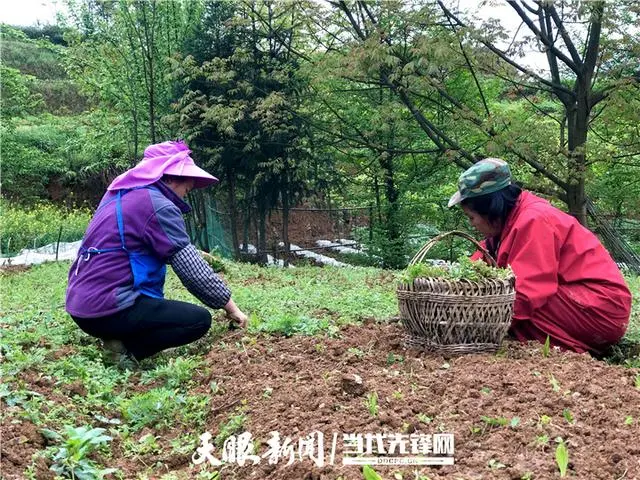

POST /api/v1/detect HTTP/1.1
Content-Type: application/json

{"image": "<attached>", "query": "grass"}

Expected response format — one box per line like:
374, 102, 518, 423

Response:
0, 260, 638, 478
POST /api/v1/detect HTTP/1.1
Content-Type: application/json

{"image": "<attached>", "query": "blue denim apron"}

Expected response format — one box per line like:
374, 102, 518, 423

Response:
75, 187, 166, 299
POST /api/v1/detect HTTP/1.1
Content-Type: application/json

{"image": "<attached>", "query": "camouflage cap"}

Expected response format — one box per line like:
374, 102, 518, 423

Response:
447, 158, 512, 208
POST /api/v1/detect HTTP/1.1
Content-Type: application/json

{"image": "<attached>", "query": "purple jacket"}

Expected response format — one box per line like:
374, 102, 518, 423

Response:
66, 182, 192, 318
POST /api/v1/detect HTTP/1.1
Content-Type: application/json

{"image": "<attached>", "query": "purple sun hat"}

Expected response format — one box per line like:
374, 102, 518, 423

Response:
107, 140, 219, 191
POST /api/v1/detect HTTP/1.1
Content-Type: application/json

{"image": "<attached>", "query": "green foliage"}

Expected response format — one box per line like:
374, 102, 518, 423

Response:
365, 391, 379, 417
555, 438, 569, 477
215, 412, 247, 447
41, 425, 117, 480
362, 465, 383, 480
120, 388, 210, 432
0, 201, 91, 255
542, 336, 551, 358
141, 357, 203, 389
401, 256, 512, 284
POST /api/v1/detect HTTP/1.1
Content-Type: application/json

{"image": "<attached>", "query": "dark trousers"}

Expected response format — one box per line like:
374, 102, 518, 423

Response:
72, 295, 212, 360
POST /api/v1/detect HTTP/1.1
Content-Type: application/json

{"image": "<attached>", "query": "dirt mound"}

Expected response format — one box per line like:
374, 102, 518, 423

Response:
192, 321, 640, 479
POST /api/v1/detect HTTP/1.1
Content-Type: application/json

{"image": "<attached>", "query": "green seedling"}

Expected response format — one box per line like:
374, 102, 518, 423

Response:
624, 415, 634, 425
365, 391, 379, 417
386, 353, 404, 365
549, 374, 560, 392
542, 335, 551, 357
392, 390, 404, 400
362, 465, 383, 480
210, 381, 223, 395
510, 417, 521, 428
634, 374, 640, 390
362, 465, 382, 480
539, 414, 552, 426
555, 437, 569, 477
42, 426, 117, 480
215, 411, 247, 447
417, 413, 432, 424
535, 434, 550, 448
480, 386, 492, 395
562, 408, 575, 424
262, 387, 273, 398
481, 416, 509, 427
348, 347, 365, 358
488, 458, 507, 469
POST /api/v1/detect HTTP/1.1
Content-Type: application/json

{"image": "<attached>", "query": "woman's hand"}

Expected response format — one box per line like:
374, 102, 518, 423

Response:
223, 299, 248, 329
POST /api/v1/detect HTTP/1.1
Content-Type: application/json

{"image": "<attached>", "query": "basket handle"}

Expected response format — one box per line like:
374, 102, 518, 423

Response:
409, 230, 497, 267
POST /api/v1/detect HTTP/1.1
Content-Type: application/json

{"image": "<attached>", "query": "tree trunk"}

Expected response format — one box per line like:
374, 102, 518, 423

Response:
282, 187, 290, 266
257, 202, 268, 264
227, 170, 239, 258
565, 85, 589, 226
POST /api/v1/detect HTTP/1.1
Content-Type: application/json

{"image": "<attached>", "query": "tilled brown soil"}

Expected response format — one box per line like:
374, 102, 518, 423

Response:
3, 320, 640, 480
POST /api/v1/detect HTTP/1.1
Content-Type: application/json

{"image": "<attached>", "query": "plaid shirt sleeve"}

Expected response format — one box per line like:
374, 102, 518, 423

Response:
168, 244, 231, 309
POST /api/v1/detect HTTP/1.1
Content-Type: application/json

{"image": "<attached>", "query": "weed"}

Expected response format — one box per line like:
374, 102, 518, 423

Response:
549, 374, 560, 392
480, 386, 492, 395
562, 408, 575, 424
215, 412, 247, 447
210, 381, 223, 395
624, 415, 634, 425
555, 437, 569, 477
481, 416, 509, 427
417, 413, 432, 424
362, 465, 383, 480
392, 390, 404, 400
365, 391, 379, 417
262, 387, 273, 398
141, 357, 203, 389
123, 433, 161, 457
635, 374, 640, 389
542, 336, 551, 357
386, 353, 404, 365
348, 347, 366, 358
42, 425, 117, 479
535, 434, 550, 449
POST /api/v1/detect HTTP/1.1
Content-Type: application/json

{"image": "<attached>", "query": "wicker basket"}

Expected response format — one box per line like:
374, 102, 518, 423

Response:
397, 231, 516, 355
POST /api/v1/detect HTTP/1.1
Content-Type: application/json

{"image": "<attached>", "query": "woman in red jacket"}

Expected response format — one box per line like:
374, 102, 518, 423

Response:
448, 158, 632, 355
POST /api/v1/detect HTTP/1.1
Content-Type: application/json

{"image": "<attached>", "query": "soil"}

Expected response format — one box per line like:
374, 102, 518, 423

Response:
3, 320, 639, 480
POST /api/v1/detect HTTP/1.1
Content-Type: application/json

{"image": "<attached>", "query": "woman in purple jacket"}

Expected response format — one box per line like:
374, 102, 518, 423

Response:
66, 140, 247, 366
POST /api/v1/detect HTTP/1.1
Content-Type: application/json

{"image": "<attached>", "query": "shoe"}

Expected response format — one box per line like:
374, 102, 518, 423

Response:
102, 339, 139, 369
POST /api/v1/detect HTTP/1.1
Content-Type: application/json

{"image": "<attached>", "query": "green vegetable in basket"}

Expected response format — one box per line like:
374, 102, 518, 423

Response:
400, 256, 512, 285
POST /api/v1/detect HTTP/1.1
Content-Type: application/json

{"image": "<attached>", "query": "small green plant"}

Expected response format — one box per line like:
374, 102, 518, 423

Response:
549, 374, 560, 392
555, 437, 569, 477
141, 357, 202, 388
262, 387, 273, 398
634, 374, 640, 389
480, 386, 492, 395
386, 353, 404, 365
481, 415, 509, 427
417, 413, 432, 424
42, 426, 117, 480
488, 458, 507, 469
391, 390, 404, 400
362, 465, 383, 480
215, 411, 247, 447
539, 414, 552, 426
210, 381, 223, 395
365, 391, 379, 417
535, 434, 550, 448
348, 347, 366, 358
542, 336, 551, 357
624, 415, 634, 425
562, 408, 575, 424
123, 433, 161, 457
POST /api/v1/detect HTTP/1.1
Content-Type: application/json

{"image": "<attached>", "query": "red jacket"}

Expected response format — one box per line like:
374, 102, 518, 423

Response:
473, 191, 631, 330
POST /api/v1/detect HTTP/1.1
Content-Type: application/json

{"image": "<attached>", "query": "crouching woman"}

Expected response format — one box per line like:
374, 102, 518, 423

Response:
65, 140, 247, 365
447, 158, 632, 355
